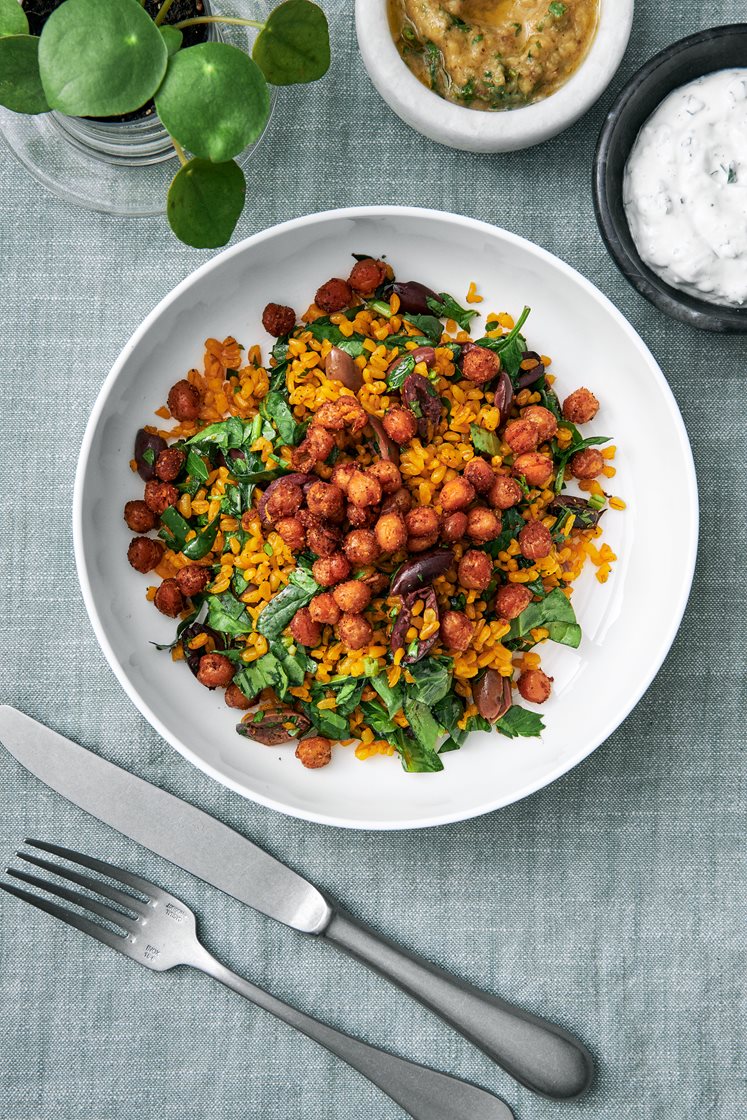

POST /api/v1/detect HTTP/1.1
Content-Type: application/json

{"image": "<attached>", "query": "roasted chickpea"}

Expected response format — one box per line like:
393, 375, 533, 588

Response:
569, 448, 604, 479
265, 480, 303, 520
291, 425, 335, 471
441, 610, 475, 652
315, 278, 353, 313
382, 407, 417, 445
463, 458, 495, 494
367, 460, 402, 494
331, 461, 357, 493
381, 487, 412, 515
176, 565, 211, 598
408, 533, 439, 552
440, 476, 475, 512
504, 418, 540, 455
337, 612, 374, 649
405, 506, 440, 538
348, 257, 388, 295
563, 387, 599, 425
144, 480, 178, 515
495, 584, 533, 620
302, 516, 340, 558
261, 302, 295, 337
346, 504, 375, 528
332, 580, 372, 613
296, 736, 333, 768
458, 549, 493, 591
488, 475, 523, 510
275, 516, 306, 551
306, 480, 345, 522
167, 379, 201, 422
375, 511, 407, 553
154, 579, 184, 617
312, 553, 351, 587
523, 405, 558, 443
344, 529, 380, 565
225, 683, 252, 710
315, 397, 368, 434
197, 652, 235, 689
518, 520, 552, 560
512, 452, 554, 488
155, 448, 185, 482
441, 511, 468, 543
309, 592, 341, 626
466, 506, 501, 544
124, 499, 157, 534
347, 470, 382, 508
127, 536, 164, 573
289, 606, 323, 647
462, 345, 500, 384
517, 668, 553, 704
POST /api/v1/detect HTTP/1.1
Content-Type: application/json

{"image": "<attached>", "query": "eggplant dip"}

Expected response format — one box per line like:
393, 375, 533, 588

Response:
388, 0, 599, 111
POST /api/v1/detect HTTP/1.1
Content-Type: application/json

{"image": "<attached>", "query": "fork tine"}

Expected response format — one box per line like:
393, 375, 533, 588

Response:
1, 881, 129, 954
7, 868, 139, 933
17, 853, 149, 916
24, 839, 158, 900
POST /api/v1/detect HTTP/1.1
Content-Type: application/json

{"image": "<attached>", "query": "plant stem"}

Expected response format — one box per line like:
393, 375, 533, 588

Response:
171, 137, 188, 166
154, 0, 178, 27
172, 16, 265, 30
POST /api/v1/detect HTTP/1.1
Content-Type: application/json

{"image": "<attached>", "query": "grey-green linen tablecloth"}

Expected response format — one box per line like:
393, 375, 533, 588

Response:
0, 2, 745, 1118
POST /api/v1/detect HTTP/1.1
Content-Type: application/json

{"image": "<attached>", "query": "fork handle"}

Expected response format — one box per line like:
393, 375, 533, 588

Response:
195, 950, 513, 1120
323, 908, 593, 1100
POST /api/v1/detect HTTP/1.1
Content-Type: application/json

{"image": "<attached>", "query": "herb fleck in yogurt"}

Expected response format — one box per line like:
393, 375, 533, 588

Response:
623, 69, 747, 307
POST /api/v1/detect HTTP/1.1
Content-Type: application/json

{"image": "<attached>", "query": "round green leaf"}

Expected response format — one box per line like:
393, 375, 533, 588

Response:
167, 158, 246, 249
155, 43, 270, 163
0, 0, 28, 37
38, 0, 167, 117
0, 35, 49, 114
253, 0, 330, 86
160, 25, 182, 58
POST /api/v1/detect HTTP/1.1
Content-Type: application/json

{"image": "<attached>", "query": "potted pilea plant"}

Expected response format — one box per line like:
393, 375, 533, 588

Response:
0, 0, 330, 246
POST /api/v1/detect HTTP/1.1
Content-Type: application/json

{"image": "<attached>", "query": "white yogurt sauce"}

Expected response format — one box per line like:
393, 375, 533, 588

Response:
623, 69, 747, 307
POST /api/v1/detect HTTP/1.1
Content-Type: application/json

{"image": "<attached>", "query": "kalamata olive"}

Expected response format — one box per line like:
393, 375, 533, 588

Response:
257, 473, 314, 524
367, 414, 400, 465
180, 623, 230, 678
390, 549, 454, 596
516, 351, 546, 389
388, 281, 439, 316
493, 369, 514, 419
134, 428, 167, 481
401, 372, 442, 437
236, 706, 311, 745
325, 346, 363, 391
390, 586, 440, 663
474, 670, 512, 722
547, 495, 605, 528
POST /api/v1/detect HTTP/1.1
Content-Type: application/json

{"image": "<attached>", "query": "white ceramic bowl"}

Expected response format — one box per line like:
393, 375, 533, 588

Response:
74, 206, 697, 830
355, 0, 634, 151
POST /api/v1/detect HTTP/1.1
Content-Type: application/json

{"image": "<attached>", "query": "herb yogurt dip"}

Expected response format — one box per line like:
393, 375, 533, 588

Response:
388, 0, 599, 110
624, 69, 747, 308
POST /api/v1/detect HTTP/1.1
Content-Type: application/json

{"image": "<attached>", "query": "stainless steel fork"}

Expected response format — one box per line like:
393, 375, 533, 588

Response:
2, 841, 514, 1120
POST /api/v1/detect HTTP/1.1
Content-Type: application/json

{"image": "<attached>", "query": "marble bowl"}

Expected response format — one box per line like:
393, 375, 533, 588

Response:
355, 0, 634, 152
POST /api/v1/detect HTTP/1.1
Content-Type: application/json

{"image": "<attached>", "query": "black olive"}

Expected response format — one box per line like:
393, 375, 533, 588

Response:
134, 428, 167, 481
237, 706, 311, 745
390, 549, 454, 596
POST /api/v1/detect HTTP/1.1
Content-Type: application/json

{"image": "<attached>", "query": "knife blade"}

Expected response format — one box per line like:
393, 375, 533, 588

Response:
0, 704, 594, 1100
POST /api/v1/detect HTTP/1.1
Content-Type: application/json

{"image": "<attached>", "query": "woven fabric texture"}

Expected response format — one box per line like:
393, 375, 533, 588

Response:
0, 3, 745, 1119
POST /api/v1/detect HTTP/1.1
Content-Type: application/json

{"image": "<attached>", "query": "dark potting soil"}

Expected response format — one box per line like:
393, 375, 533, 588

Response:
22, 0, 210, 121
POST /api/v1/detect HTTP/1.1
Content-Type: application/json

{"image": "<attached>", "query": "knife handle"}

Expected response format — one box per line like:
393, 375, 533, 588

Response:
323, 908, 593, 1100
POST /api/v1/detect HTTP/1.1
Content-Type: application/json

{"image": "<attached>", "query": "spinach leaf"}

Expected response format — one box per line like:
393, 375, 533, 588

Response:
464, 713, 492, 733
474, 306, 531, 381
233, 655, 281, 699
396, 727, 445, 773
312, 675, 365, 717
426, 291, 479, 332
496, 706, 545, 738
301, 702, 350, 740
260, 390, 303, 446
553, 433, 611, 494
360, 699, 399, 738
408, 657, 452, 705
186, 449, 209, 482
370, 674, 404, 718
221, 479, 255, 517
401, 313, 443, 343
269, 359, 290, 392
271, 338, 290, 364
182, 515, 220, 560
306, 317, 367, 357
470, 423, 501, 456
386, 353, 416, 390
433, 691, 467, 752
256, 566, 319, 640
186, 415, 246, 451
403, 696, 441, 755
272, 638, 315, 687
206, 591, 254, 636
159, 506, 192, 550
483, 507, 525, 556
507, 587, 581, 648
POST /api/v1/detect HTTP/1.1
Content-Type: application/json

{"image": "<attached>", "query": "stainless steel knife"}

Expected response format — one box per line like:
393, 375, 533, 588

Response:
0, 705, 593, 1100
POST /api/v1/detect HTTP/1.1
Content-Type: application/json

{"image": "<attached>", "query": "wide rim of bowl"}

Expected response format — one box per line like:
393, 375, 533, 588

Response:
593, 24, 747, 333
73, 205, 699, 830
355, 0, 634, 152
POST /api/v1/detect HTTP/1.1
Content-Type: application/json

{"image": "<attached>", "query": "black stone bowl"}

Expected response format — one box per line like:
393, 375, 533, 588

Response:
593, 25, 747, 333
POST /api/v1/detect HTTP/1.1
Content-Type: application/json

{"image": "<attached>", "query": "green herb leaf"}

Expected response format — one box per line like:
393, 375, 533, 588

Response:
253, 0, 330, 85
359, 698, 399, 738
397, 723, 444, 773
548, 2, 567, 17
206, 591, 254, 636
160, 25, 182, 57
474, 307, 531, 381
38, 0, 167, 116
370, 675, 404, 719
158, 505, 192, 550
496, 706, 545, 738
256, 566, 319, 640
401, 314, 443, 344
403, 696, 441, 755
433, 692, 467, 751
155, 42, 270, 163
386, 353, 416, 390
470, 423, 501, 456
483, 507, 525, 556
0, 35, 49, 113
408, 657, 452, 706
0, 0, 29, 37
182, 514, 220, 560
301, 701, 349, 740
260, 390, 303, 446
306, 318, 367, 357
167, 157, 245, 249
187, 415, 246, 450
553, 433, 611, 494
507, 587, 581, 648
186, 449, 209, 482
426, 292, 478, 332
233, 655, 279, 699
